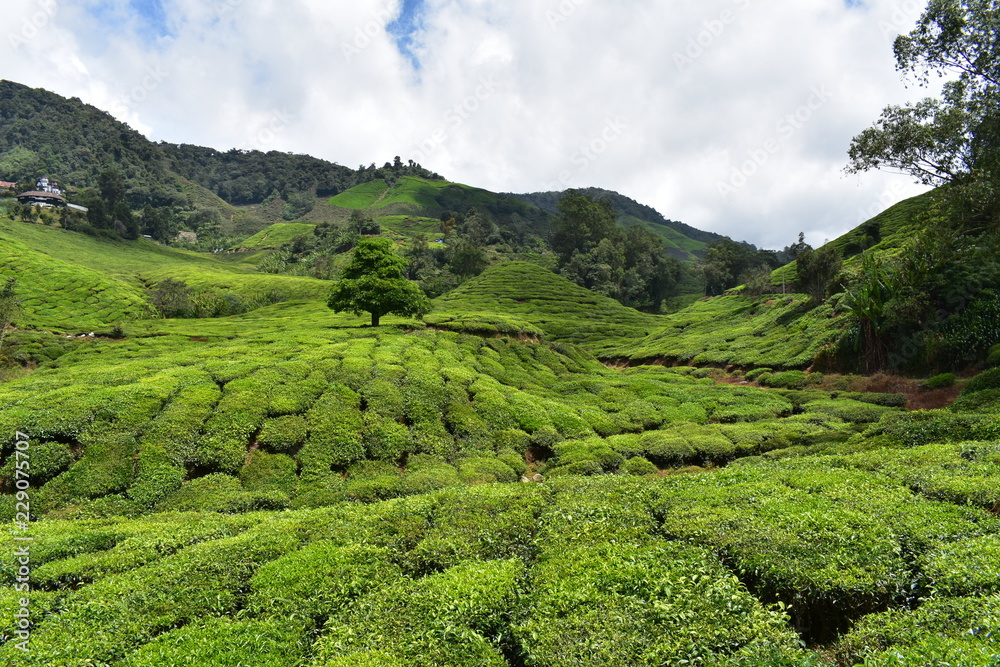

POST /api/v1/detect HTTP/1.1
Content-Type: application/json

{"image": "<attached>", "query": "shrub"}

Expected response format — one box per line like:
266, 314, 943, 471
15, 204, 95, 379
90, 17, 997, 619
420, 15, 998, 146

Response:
0, 526, 300, 665
302, 385, 365, 475
240, 450, 297, 496
313, 559, 522, 667
988, 344, 1000, 367
344, 461, 401, 503
950, 388, 1000, 413
621, 456, 658, 476
456, 456, 519, 484
761, 370, 810, 390
545, 460, 604, 477
407, 485, 544, 572
840, 392, 909, 408
362, 414, 411, 461
922, 373, 957, 390
515, 541, 803, 666
156, 474, 251, 513
258, 415, 308, 452
551, 437, 624, 472
834, 594, 1000, 667
963, 367, 1000, 395
119, 618, 307, 667
249, 543, 401, 627
397, 463, 462, 496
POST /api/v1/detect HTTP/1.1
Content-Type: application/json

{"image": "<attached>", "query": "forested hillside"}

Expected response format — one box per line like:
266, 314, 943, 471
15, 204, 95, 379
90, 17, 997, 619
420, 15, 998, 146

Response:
514, 186, 723, 262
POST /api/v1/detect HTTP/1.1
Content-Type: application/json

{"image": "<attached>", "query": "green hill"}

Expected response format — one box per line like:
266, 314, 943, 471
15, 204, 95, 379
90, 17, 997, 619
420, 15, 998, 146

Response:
0, 216, 327, 331
327, 176, 554, 239
0, 80, 437, 238
513, 187, 724, 262
234, 223, 317, 250
428, 262, 665, 354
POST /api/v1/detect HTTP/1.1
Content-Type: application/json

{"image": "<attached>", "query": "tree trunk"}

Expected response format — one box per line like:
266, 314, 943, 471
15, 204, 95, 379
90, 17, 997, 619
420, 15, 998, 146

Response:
371, 313, 380, 327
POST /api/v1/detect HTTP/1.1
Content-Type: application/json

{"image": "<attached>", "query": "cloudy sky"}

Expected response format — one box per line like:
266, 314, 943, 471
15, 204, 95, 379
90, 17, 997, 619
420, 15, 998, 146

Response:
4, 0, 938, 248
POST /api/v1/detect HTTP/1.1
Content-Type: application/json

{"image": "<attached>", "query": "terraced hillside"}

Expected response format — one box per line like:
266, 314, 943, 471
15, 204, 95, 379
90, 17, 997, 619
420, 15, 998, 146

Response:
0, 217, 327, 331
428, 262, 666, 354
608, 294, 845, 370
233, 223, 317, 250
3, 210, 1000, 665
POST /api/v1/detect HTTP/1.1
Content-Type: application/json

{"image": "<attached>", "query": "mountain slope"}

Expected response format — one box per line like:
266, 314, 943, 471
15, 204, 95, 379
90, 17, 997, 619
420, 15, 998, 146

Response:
513, 187, 725, 261
0, 79, 252, 229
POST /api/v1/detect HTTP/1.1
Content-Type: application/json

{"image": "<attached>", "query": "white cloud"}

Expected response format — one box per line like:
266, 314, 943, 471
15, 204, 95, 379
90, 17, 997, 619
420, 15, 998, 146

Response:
1, 0, 938, 248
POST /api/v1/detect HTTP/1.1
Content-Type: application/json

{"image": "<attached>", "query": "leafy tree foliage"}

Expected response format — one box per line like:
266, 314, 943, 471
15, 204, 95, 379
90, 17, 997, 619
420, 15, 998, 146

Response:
553, 192, 683, 310
349, 210, 381, 236
699, 238, 780, 296
847, 0, 999, 226
327, 238, 431, 326
796, 245, 842, 304
840, 1, 1000, 372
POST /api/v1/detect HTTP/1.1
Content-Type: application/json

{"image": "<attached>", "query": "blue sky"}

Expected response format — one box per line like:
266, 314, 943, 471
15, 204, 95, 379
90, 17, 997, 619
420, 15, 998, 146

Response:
386, 0, 427, 69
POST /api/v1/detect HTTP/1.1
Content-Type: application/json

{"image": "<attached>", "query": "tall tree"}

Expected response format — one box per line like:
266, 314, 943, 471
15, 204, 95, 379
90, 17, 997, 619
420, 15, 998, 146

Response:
796, 245, 843, 304
552, 193, 617, 262
327, 238, 431, 327
847, 0, 999, 225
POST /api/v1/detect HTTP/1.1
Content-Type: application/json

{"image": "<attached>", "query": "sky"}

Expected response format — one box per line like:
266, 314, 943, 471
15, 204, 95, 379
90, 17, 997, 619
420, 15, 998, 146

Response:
2, 0, 940, 249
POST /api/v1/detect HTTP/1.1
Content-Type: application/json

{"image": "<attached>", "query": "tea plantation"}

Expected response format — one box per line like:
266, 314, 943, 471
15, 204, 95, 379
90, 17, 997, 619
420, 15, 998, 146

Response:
2, 216, 1000, 665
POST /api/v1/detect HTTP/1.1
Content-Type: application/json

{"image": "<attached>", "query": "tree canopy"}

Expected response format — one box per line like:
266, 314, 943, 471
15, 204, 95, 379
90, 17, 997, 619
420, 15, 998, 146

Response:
847, 0, 999, 224
552, 192, 683, 310
327, 238, 431, 327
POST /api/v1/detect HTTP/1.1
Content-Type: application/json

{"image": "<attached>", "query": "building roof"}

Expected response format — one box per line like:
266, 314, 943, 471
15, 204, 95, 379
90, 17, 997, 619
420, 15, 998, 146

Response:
17, 190, 66, 200
17, 191, 68, 204
0, 182, 16, 188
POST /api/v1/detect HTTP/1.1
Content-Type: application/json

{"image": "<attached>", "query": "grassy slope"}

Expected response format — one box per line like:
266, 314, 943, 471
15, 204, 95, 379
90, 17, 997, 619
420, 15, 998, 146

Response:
0, 218, 329, 330
428, 261, 665, 355
327, 179, 389, 210
608, 294, 844, 369
233, 223, 317, 250
623, 192, 939, 370
771, 191, 936, 286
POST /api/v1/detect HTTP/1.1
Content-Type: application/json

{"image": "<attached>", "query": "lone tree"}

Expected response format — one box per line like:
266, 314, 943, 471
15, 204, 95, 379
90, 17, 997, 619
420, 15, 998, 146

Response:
327, 237, 431, 327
